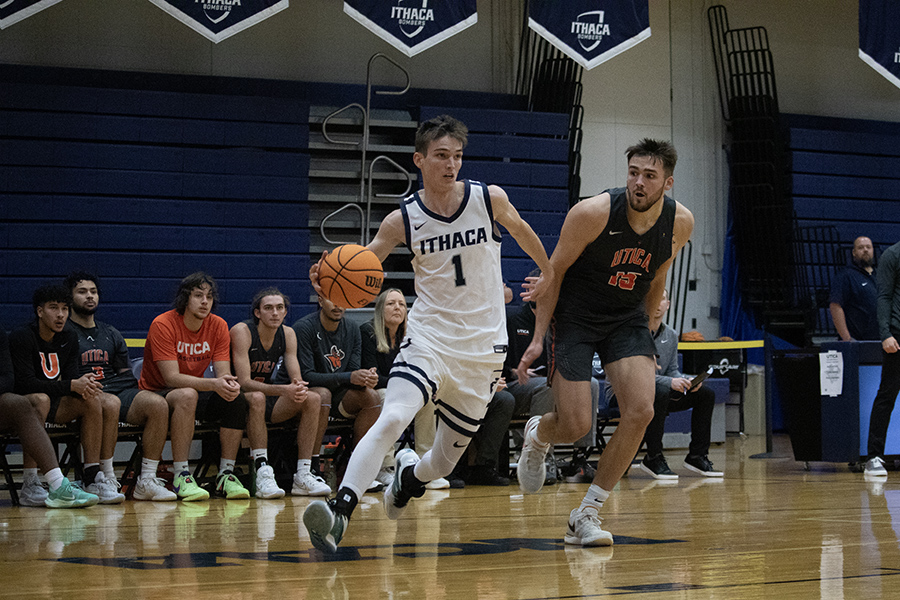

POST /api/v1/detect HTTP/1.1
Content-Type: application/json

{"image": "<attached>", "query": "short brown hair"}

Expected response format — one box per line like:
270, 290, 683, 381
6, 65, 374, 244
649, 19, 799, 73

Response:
415, 114, 468, 155
625, 139, 678, 177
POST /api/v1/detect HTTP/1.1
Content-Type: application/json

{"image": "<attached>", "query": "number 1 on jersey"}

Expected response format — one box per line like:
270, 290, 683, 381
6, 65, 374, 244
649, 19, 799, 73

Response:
452, 254, 466, 287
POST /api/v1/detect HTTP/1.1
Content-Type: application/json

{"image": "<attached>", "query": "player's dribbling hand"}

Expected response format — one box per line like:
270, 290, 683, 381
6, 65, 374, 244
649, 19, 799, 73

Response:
309, 250, 328, 296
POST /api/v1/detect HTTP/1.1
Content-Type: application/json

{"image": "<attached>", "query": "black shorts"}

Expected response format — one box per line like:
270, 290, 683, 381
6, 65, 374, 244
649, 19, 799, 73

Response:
264, 395, 301, 424
100, 376, 143, 423
550, 311, 657, 382
156, 388, 249, 430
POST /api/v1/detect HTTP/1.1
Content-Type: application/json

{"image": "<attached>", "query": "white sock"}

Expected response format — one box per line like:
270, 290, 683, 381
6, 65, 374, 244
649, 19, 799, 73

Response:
23, 467, 39, 479
100, 458, 115, 480
220, 458, 236, 474
44, 468, 65, 491
140, 458, 160, 481
173, 461, 190, 475
252, 448, 268, 464
530, 423, 550, 449
297, 459, 311, 475
579, 484, 610, 513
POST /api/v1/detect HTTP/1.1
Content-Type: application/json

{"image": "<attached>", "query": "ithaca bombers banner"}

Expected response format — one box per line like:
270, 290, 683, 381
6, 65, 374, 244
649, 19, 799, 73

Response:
147, 0, 288, 43
343, 0, 477, 57
859, 0, 900, 90
0, 0, 64, 30
528, 0, 650, 70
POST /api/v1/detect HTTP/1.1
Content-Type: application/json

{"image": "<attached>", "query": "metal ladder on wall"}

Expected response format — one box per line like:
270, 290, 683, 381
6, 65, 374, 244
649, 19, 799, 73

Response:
308, 54, 419, 301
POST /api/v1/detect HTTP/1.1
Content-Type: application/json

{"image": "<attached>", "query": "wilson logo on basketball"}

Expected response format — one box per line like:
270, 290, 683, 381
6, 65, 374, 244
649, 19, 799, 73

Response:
39, 352, 61, 379
365, 276, 382, 289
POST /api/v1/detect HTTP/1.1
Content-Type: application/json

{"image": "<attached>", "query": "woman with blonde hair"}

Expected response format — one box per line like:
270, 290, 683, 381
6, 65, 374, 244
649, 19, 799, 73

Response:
360, 289, 449, 488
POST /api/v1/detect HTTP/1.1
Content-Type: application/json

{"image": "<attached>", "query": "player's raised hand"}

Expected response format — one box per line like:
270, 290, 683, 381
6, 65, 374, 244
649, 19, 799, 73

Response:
309, 250, 328, 296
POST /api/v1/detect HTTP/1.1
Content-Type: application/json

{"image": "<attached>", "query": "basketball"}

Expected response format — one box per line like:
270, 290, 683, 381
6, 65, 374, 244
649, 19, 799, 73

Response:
318, 244, 384, 308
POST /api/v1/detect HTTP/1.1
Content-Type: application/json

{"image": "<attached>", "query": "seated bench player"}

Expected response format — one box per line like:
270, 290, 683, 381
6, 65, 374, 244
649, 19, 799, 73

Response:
230, 287, 330, 498
138, 272, 251, 501
8, 284, 110, 506
64, 271, 176, 501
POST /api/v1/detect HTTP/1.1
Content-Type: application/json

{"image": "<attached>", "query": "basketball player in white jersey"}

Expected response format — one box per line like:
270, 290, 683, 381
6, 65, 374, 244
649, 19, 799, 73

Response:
303, 114, 553, 553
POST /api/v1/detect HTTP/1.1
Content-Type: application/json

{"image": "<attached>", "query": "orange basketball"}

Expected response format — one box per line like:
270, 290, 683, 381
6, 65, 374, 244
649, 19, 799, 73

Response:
318, 244, 384, 308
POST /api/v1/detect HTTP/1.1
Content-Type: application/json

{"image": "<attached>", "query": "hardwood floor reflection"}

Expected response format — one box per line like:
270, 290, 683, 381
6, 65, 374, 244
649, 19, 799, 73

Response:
2, 434, 899, 599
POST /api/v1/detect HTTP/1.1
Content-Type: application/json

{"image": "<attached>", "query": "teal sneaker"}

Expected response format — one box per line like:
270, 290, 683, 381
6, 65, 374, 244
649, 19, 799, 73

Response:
303, 499, 348, 554
45, 478, 99, 509
216, 470, 250, 500
173, 471, 210, 502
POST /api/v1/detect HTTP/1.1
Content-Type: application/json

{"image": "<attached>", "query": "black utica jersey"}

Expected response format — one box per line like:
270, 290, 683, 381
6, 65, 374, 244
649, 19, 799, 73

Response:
557, 187, 676, 326
242, 319, 286, 384
67, 320, 134, 383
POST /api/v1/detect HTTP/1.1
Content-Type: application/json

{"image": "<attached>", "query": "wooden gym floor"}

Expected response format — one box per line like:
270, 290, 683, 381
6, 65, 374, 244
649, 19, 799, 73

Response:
1, 433, 898, 599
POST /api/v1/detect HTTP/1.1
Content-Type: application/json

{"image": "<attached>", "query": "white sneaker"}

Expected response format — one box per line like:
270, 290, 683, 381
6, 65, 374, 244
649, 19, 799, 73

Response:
565, 506, 614, 546
366, 466, 395, 492
19, 473, 49, 507
384, 448, 423, 520
518, 415, 549, 493
292, 471, 331, 496
133, 477, 178, 501
425, 477, 450, 490
86, 472, 126, 504
865, 456, 888, 477
254, 465, 285, 499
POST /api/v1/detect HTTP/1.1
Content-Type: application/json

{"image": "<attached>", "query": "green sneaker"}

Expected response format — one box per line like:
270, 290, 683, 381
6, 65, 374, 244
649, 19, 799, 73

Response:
303, 499, 348, 553
173, 471, 210, 502
45, 478, 99, 509
216, 470, 250, 500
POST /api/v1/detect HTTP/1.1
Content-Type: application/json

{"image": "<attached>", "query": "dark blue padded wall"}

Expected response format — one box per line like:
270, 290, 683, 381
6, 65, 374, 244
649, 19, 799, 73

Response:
785, 114, 900, 331
0, 82, 312, 337
786, 114, 900, 248
419, 106, 570, 297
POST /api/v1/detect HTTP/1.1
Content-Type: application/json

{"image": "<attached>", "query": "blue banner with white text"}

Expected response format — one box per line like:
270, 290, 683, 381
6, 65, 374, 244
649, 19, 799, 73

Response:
147, 0, 288, 43
859, 0, 900, 90
0, 0, 64, 30
528, 0, 650, 70
343, 0, 477, 57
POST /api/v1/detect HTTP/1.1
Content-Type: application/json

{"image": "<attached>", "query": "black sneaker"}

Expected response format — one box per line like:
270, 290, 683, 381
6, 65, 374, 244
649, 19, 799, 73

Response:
640, 455, 678, 480
564, 460, 596, 484
466, 466, 510, 486
683, 455, 723, 477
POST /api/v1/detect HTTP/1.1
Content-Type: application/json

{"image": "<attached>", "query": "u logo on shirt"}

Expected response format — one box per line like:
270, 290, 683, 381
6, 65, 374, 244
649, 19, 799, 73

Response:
40, 352, 60, 379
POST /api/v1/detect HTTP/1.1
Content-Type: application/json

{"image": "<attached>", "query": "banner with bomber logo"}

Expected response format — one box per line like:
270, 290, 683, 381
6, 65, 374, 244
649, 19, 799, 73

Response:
859, 0, 900, 90
0, 0, 64, 30
343, 0, 478, 58
528, 0, 650, 70
146, 0, 288, 43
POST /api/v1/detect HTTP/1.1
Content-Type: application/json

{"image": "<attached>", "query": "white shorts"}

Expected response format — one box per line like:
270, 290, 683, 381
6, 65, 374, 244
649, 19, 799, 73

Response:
389, 335, 505, 438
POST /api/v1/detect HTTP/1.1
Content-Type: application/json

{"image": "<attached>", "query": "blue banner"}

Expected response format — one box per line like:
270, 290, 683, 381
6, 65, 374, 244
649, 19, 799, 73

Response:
859, 0, 900, 90
0, 0, 64, 30
147, 0, 288, 43
528, 0, 650, 70
344, 0, 477, 58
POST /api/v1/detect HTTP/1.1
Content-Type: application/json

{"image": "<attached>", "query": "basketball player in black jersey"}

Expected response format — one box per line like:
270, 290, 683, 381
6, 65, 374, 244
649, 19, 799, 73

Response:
516, 139, 694, 546
230, 288, 330, 498
65, 271, 176, 502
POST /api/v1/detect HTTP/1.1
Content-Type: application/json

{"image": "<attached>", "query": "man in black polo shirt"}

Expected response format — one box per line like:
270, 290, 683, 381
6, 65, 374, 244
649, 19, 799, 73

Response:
830, 236, 879, 341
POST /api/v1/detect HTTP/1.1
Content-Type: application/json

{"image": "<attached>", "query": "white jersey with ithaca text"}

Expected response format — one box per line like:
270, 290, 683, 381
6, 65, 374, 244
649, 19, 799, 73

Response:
400, 179, 507, 361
